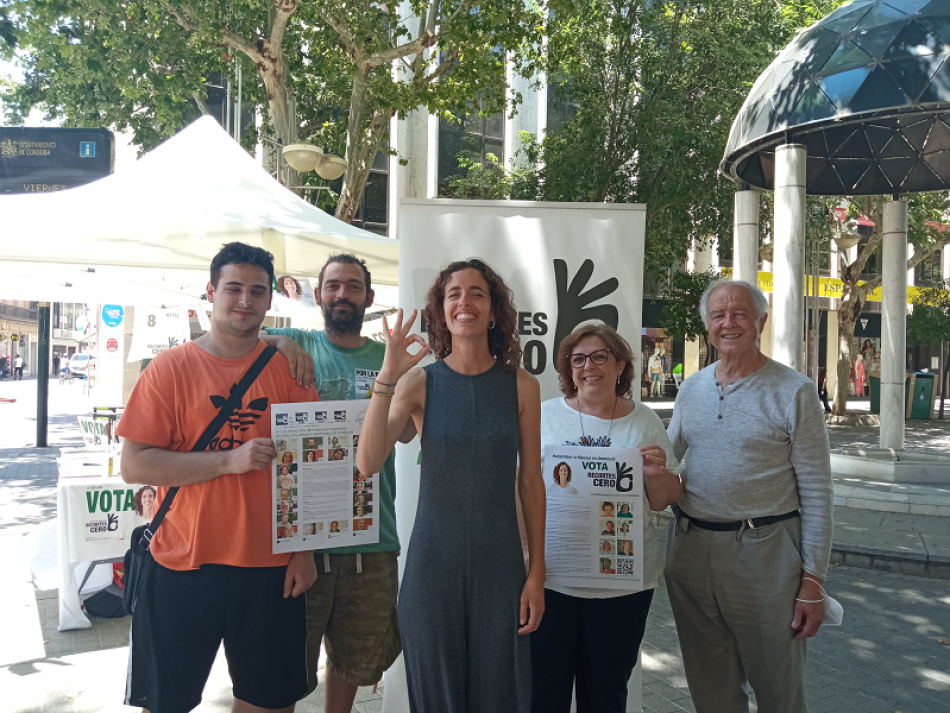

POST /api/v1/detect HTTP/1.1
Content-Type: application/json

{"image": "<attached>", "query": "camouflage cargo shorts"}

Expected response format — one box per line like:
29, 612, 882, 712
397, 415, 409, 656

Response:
305, 551, 401, 691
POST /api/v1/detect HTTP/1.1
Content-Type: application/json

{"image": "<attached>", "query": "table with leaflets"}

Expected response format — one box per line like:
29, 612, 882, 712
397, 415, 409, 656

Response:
56, 449, 144, 630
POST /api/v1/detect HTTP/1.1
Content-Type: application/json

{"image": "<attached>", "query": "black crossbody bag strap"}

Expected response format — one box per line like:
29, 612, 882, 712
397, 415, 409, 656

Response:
140, 346, 277, 544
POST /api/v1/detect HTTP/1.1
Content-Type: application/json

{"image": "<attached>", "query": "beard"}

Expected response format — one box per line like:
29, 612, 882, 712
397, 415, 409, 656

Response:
323, 298, 367, 335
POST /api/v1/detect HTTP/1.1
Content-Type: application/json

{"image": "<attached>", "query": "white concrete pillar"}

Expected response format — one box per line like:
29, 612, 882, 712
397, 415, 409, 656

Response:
685, 239, 718, 376
505, 60, 540, 170
880, 199, 908, 450
389, 108, 432, 240
772, 144, 807, 372
734, 190, 759, 284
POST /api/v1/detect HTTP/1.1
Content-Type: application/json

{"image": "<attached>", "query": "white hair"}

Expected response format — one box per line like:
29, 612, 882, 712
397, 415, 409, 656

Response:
699, 279, 769, 329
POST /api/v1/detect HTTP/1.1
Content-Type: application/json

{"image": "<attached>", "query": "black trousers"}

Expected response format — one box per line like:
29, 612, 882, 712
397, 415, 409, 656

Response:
530, 588, 654, 713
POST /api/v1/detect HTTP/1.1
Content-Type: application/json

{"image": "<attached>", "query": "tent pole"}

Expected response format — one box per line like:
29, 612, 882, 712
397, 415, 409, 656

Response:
236, 63, 243, 142
36, 303, 50, 448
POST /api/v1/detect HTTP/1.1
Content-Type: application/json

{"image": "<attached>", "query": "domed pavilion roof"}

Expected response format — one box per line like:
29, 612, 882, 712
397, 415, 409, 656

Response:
722, 0, 950, 195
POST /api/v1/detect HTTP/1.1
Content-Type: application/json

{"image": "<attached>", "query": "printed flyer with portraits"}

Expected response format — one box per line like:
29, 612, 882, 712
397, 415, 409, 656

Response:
543, 445, 644, 590
271, 399, 378, 553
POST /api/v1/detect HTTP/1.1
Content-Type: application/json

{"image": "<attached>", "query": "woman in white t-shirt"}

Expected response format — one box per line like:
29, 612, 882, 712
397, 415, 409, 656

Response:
531, 323, 682, 713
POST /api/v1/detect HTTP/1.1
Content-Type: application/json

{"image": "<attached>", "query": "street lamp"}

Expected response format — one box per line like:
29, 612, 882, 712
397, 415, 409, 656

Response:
315, 154, 346, 181
281, 142, 346, 180
281, 144, 323, 173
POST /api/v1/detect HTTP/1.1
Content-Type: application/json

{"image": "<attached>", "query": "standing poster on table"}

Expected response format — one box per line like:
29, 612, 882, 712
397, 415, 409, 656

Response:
63, 481, 154, 562
271, 399, 378, 553
543, 445, 644, 590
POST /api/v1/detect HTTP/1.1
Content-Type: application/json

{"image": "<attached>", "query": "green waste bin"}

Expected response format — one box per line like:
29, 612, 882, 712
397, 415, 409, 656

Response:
868, 372, 934, 418
908, 372, 936, 420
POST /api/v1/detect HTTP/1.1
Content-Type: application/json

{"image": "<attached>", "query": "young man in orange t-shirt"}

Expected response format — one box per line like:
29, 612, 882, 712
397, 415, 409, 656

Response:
117, 242, 317, 713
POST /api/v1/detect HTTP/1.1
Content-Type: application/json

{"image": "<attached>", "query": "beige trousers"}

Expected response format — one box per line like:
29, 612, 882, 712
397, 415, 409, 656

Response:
664, 515, 807, 713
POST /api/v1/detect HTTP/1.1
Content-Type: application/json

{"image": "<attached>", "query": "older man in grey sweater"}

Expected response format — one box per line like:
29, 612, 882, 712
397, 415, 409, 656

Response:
666, 279, 832, 713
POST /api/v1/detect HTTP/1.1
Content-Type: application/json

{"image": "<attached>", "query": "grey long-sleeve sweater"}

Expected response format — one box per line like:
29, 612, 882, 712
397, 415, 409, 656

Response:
667, 358, 834, 579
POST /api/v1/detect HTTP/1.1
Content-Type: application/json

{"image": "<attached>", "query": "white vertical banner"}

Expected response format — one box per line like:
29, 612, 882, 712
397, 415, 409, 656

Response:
97, 304, 126, 406
383, 199, 646, 713
126, 307, 191, 362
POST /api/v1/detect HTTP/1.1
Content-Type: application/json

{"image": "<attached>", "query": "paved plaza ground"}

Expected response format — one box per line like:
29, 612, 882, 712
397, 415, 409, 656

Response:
0, 377, 948, 712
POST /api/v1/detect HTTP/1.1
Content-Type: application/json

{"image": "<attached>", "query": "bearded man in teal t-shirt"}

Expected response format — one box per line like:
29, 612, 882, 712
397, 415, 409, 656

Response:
262, 254, 412, 712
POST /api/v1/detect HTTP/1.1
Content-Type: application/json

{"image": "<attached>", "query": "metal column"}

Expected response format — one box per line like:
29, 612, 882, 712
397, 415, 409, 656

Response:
36, 302, 51, 448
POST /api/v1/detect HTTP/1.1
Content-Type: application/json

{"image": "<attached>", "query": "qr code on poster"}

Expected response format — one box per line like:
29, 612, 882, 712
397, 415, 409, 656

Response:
617, 558, 635, 575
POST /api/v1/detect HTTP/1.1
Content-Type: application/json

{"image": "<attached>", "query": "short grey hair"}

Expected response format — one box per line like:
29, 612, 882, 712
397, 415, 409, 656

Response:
699, 279, 769, 329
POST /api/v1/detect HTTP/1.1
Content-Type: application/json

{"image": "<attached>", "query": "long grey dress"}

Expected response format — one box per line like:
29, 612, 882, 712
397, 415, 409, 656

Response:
398, 359, 531, 713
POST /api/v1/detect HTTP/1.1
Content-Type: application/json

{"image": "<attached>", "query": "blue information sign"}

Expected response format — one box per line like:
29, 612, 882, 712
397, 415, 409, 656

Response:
79, 142, 96, 158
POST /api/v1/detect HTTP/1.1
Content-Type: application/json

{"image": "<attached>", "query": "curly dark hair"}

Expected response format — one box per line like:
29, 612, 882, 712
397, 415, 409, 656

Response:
423, 258, 521, 371
553, 461, 572, 485
277, 275, 304, 299
133, 485, 157, 518
556, 322, 635, 398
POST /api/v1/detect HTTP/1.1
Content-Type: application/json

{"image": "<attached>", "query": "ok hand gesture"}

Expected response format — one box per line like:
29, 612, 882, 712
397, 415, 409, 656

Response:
378, 309, 429, 383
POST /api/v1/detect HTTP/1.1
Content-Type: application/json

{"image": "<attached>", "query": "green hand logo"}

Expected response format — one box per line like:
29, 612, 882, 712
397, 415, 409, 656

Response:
615, 461, 634, 493
554, 259, 619, 368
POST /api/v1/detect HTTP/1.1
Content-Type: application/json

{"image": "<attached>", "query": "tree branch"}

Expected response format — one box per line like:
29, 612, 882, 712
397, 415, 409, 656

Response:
425, 0, 442, 36
267, 0, 299, 55
192, 90, 211, 115
907, 236, 950, 271
320, 8, 366, 63
363, 0, 473, 68
418, 47, 459, 86
158, 0, 264, 64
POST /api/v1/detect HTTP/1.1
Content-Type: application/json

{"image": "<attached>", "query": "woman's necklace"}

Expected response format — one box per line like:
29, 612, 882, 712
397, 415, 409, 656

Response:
576, 394, 618, 447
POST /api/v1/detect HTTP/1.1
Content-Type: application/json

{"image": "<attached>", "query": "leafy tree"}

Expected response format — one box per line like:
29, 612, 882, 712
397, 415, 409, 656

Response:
829, 194, 950, 415
660, 268, 718, 369
907, 280, 950, 418
908, 282, 950, 347
0, 7, 15, 60
4, 0, 543, 221
441, 134, 540, 200
532, 0, 844, 276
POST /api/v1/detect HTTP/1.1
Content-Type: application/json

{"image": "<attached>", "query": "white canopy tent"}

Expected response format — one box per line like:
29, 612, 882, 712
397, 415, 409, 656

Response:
0, 116, 399, 305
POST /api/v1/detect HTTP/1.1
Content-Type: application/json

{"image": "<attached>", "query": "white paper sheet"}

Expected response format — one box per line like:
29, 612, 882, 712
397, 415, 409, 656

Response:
271, 399, 379, 553
543, 445, 644, 590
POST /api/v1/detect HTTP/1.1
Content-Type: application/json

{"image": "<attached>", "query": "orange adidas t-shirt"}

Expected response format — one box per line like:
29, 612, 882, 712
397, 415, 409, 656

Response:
115, 340, 315, 571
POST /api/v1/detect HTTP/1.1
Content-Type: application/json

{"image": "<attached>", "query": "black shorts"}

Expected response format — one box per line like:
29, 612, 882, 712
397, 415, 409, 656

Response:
126, 561, 308, 713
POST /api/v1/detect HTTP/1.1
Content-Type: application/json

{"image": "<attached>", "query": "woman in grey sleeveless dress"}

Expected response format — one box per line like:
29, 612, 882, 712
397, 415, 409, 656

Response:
357, 259, 547, 713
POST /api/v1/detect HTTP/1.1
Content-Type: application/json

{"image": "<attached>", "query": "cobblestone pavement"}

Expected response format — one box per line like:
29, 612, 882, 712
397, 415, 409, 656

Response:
2, 381, 949, 711
641, 527, 950, 713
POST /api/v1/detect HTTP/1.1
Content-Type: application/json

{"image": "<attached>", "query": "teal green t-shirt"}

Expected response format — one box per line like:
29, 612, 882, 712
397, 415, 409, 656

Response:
266, 328, 399, 554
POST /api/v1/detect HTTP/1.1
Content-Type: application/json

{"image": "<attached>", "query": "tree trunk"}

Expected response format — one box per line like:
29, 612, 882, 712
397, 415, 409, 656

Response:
335, 67, 392, 224
832, 294, 863, 415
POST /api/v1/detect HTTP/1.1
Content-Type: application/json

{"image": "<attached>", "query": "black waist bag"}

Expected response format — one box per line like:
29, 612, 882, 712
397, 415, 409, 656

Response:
121, 346, 276, 615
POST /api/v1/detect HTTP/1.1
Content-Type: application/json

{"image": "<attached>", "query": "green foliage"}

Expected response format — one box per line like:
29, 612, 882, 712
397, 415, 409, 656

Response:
441, 132, 541, 200
908, 282, 950, 347
4, 1, 237, 149
0, 6, 16, 60
3, 0, 544, 218
660, 269, 719, 343
534, 0, 845, 276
